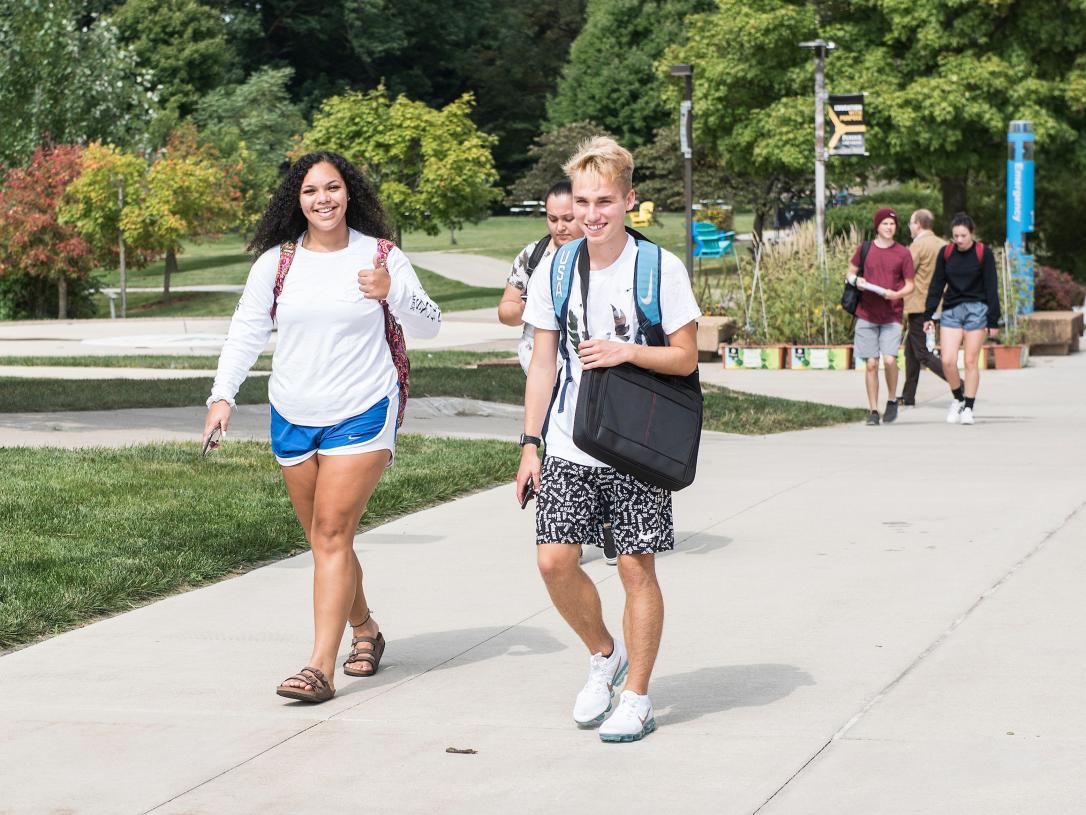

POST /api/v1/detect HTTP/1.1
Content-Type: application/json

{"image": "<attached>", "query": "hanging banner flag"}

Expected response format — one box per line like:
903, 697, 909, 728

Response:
827, 94, 867, 156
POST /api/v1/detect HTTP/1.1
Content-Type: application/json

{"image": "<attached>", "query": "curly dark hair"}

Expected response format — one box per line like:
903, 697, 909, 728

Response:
248, 151, 394, 255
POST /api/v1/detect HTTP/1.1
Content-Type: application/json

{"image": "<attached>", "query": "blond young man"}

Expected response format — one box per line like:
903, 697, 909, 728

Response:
901, 209, 947, 405
515, 137, 700, 742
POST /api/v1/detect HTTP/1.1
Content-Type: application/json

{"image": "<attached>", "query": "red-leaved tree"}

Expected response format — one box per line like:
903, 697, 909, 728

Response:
0, 144, 94, 319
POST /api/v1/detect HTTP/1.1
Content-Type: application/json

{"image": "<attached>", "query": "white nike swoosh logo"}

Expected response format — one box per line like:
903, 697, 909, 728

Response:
347, 434, 363, 441
638, 531, 655, 542
639, 262, 654, 305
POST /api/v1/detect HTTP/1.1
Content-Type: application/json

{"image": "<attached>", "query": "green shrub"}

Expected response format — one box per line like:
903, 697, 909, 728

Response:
0, 272, 99, 321
825, 187, 943, 243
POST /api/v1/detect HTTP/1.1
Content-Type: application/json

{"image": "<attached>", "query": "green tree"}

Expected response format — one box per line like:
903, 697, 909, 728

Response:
123, 125, 244, 296
632, 126, 730, 211
547, 0, 714, 147
216, 0, 586, 185
193, 67, 306, 228
0, 145, 95, 319
109, 0, 232, 119
58, 142, 151, 316
508, 121, 616, 203
673, 0, 1086, 261
302, 87, 501, 243
0, 0, 155, 168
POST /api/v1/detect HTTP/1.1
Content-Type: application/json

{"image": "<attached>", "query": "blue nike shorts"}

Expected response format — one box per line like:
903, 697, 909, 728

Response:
270, 394, 397, 467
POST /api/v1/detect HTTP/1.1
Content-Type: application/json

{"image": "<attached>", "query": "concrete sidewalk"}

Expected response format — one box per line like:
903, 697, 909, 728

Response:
407, 251, 510, 289
3, 351, 1085, 813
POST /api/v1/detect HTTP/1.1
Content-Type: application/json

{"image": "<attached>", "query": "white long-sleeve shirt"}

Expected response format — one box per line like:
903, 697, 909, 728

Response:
210, 229, 441, 425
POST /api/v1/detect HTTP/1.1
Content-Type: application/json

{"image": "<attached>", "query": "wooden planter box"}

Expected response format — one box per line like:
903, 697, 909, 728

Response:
1020, 310, 1084, 355
720, 344, 786, 369
789, 345, 852, 370
992, 344, 1029, 369
696, 315, 738, 360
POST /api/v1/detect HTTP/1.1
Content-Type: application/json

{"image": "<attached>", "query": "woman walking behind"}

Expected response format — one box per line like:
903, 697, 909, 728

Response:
923, 212, 1000, 425
202, 151, 441, 702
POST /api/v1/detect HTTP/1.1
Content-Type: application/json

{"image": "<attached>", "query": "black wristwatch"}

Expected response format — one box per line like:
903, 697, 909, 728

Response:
519, 433, 542, 448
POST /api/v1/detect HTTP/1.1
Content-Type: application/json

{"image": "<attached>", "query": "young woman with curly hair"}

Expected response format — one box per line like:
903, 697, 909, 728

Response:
203, 151, 441, 703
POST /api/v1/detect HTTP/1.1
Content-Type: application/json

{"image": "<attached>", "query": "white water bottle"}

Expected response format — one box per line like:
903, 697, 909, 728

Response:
925, 323, 935, 353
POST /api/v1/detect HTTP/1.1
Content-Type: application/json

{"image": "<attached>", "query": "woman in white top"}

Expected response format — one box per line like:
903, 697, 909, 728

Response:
203, 151, 441, 703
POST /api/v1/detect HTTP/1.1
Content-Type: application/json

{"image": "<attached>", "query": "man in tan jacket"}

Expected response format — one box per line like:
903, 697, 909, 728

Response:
901, 209, 948, 404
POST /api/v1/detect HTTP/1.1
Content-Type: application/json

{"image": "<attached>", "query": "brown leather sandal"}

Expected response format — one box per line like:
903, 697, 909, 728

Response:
343, 631, 386, 677
276, 666, 335, 703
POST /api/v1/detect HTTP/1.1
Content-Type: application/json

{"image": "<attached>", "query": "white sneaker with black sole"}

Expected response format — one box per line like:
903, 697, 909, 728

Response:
959, 406, 975, 425
572, 639, 628, 727
599, 689, 656, 743
946, 400, 965, 424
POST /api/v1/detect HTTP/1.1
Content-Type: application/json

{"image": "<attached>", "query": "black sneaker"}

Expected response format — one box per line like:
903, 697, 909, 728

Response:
602, 524, 618, 565
865, 410, 880, 426
883, 401, 898, 423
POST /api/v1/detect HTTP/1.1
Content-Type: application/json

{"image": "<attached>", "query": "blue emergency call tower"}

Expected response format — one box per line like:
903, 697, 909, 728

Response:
1006, 120, 1035, 314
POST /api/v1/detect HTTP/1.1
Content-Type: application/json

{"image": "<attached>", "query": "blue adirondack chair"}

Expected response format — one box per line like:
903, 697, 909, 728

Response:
692, 221, 738, 268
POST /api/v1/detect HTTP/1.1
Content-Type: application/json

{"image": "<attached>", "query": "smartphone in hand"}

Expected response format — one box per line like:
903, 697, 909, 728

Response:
519, 481, 536, 510
202, 426, 222, 458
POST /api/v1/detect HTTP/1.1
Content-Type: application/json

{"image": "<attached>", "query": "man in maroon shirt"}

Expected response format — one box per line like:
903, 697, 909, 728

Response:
845, 207, 915, 425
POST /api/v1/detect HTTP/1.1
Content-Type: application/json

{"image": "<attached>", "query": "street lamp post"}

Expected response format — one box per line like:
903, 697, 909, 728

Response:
799, 39, 835, 273
670, 63, 694, 282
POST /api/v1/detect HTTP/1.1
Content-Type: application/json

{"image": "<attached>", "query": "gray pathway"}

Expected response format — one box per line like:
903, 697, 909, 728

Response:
2, 344, 1085, 812
407, 251, 510, 288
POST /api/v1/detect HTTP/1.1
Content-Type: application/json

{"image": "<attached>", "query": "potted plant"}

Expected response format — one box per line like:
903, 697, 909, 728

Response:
991, 325, 1029, 369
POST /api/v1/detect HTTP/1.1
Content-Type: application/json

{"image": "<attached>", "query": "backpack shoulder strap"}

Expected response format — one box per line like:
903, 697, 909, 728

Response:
549, 236, 584, 415
975, 241, 984, 263
550, 237, 583, 345
524, 235, 551, 279
632, 239, 666, 346
270, 240, 297, 320
943, 243, 953, 261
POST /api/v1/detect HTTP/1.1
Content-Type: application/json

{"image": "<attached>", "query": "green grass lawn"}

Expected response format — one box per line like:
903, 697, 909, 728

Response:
96, 236, 252, 288
89, 263, 499, 319
0, 436, 518, 649
1, 349, 865, 433
403, 212, 755, 262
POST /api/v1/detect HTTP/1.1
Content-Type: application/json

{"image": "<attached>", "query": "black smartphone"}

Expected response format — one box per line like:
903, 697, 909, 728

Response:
201, 426, 222, 457
519, 481, 536, 510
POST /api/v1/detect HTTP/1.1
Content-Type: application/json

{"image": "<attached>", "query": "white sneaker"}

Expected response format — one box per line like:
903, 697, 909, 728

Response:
599, 690, 656, 743
946, 400, 965, 424
572, 639, 629, 727
959, 406, 975, 425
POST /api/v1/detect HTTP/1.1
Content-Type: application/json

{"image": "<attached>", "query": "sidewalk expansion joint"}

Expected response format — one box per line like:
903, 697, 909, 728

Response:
750, 496, 1086, 815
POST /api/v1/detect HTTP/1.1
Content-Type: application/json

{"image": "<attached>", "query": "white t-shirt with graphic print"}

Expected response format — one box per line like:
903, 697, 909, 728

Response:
522, 234, 701, 468
507, 237, 555, 373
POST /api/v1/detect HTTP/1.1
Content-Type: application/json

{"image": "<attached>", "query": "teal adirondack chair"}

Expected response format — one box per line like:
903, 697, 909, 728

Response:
692, 221, 738, 269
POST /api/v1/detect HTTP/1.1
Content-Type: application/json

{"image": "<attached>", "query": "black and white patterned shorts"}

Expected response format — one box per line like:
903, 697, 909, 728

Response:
535, 456, 674, 555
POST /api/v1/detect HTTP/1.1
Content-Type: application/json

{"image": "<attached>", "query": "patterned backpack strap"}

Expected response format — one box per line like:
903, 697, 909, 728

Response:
270, 241, 297, 320
375, 238, 410, 428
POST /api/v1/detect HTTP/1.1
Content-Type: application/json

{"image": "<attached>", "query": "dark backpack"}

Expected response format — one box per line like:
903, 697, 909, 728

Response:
547, 228, 702, 491
943, 241, 985, 263
524, 235, 551, 280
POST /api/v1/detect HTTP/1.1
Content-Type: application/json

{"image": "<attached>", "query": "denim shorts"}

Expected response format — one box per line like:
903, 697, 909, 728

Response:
940, 302, 988, 331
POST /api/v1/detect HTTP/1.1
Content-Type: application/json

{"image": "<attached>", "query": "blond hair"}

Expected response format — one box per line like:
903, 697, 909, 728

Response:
563, 136, 634, 193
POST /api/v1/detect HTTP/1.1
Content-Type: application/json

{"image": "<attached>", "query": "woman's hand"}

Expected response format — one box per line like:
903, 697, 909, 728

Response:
923, 320, 935, 333
358, 251, 392, 300
515, 447, 541, 506
988, 327, 999, 338
578, 339, 632, 370
203, 400, 232, 449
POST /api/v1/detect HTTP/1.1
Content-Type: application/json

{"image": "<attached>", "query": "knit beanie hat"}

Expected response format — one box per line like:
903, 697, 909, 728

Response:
873, 207, 898, 230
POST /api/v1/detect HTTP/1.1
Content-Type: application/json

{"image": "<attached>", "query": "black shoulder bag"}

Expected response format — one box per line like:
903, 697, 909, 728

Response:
840, 240, 871, 315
